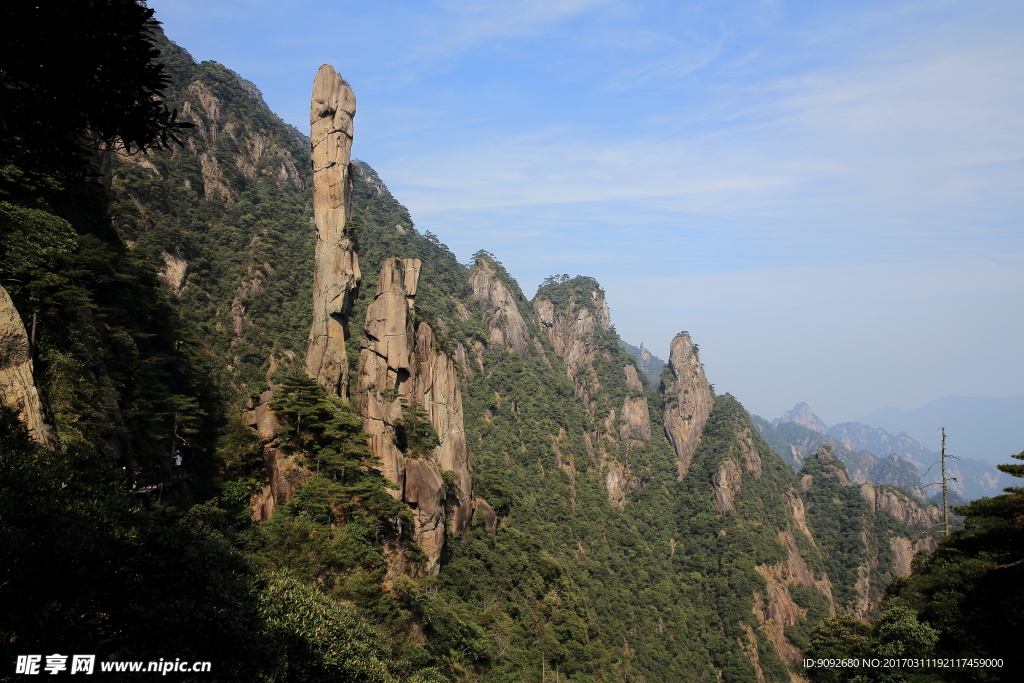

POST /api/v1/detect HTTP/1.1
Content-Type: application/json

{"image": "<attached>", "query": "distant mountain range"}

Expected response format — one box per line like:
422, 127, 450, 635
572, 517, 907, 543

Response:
756, 402, 1015, 502
857, 395, 1024, 464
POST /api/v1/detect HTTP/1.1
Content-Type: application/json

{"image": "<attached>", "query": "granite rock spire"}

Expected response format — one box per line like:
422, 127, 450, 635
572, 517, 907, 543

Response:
304, 65, 360, 397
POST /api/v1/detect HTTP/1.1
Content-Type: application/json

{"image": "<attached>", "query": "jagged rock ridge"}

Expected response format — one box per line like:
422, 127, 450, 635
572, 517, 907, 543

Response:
356, 258, 472, 575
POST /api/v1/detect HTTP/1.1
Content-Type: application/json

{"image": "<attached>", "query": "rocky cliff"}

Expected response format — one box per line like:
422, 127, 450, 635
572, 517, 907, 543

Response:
797, 445, 939, 614
532, 277, 612, 414
304, 65, 360, 398
468, 258, 530, 356
831, 420, 1009, 501
662, 332, 715, 478
356, 258, 472, 575
530, 275, 652, 506
109, 33, 315, 398
755, 413, 925, 493
0, 286, 57, 449
69, 34, 961, 680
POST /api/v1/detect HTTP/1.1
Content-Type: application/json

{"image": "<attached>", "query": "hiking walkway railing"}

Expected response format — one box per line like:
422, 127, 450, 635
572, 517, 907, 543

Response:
127, 460, 193, 494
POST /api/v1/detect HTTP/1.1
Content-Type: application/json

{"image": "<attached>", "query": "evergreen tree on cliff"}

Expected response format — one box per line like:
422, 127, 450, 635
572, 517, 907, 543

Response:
1, 0, 190, 190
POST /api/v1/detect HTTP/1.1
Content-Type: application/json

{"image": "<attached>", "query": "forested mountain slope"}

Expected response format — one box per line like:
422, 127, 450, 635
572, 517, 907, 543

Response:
0, 19, 966, 682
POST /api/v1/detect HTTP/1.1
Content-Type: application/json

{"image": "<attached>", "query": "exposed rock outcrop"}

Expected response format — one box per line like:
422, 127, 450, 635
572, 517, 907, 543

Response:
159, 252, 188, 294
304, 65, 360, 398
230, 267, 268, 345
809, 445, 849, 485
472, 496, 498, 530
785, 490, 815, 546
469, 260, 530, 356
532, 285, 611, 413
0, 286, 57, 449
356, 258, 473, 575
889, 536, 938, 577
738, 622, 768, 683
753, 563, 803, 666
858, 483, 939, 528
242, 389, 290, 522
737, 425, 762, 477
754, 530, 835, 667
661, 333, 714, 478
619, 366, 651, 441
712, 458, 743, 513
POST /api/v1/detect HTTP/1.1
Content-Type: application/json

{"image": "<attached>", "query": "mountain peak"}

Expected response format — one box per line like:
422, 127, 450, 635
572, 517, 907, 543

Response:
773, 402, 829, 435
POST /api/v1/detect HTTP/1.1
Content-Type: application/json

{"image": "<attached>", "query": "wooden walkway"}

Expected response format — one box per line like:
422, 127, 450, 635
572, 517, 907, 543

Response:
129, 463, 192, 494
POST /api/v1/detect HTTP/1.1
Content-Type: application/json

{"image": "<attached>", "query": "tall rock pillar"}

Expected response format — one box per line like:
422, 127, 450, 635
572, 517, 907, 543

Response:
304, 65, 360, 398
662, 332, 714, 478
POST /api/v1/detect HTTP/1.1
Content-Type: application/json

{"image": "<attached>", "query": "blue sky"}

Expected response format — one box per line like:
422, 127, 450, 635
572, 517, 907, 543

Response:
154, 0, 1023, 430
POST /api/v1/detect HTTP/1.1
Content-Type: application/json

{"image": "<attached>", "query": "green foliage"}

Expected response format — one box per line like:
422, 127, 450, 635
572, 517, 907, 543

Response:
1, 1, 191, 190
535, 274, 606, 316
396, 399, 442, 459
344, 162, 486, 392
786, 583, 834, 650
0, 201, 78, 277
804, 615, 874, 683
271, 373, 408, 528
0, 164, 225, 491
618, 339, 666, 382
6, 21, 971, 681
0, 405, 421, 681
873, 603, 938, 661
876, 449, 1024, 680
106, 33, 315, 396
995, 449, 1024, 487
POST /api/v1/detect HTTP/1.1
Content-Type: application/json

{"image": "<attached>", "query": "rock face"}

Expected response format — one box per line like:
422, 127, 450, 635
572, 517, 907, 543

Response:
0, 286, 58, 449
619, 366, 652, 441
754, 529, 837, 667
532, 280, 651, 506
242, 390, 303, 523
532, 288, 611, 413
889, 536, 938, 577
712, 458, 743, 513
159, 252, 188, 294
356, 258, 472, 575
469, 260, 530, 356
304, 65, 360, 398
858, 483, 939, 528
662, 333, 714, 478
810, 444, 849, 485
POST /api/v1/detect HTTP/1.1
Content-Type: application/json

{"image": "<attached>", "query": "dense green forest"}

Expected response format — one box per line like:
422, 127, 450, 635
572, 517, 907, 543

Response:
1, 2, 1020, 681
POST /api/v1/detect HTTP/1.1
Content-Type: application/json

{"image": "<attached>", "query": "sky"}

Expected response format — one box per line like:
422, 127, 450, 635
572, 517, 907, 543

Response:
153, 0, 1024, 426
